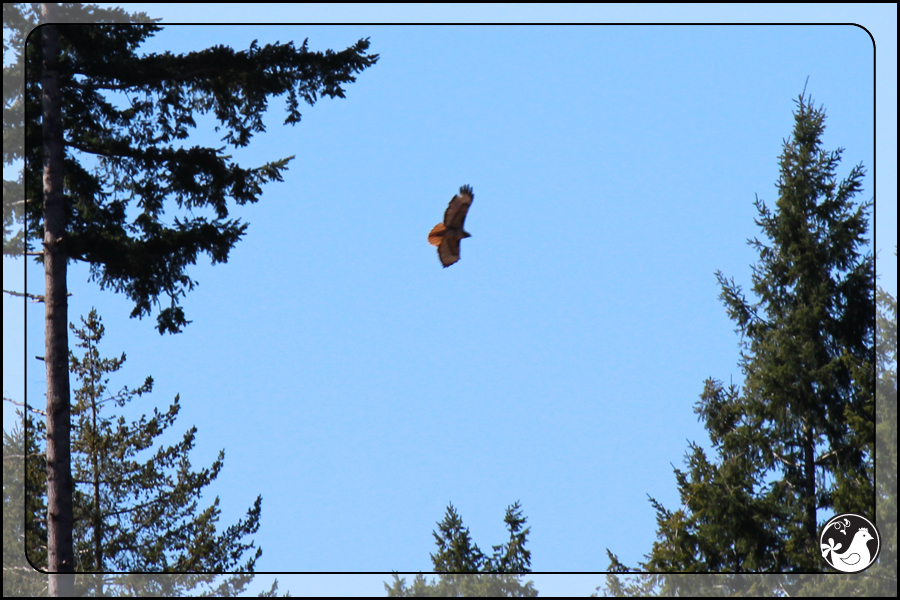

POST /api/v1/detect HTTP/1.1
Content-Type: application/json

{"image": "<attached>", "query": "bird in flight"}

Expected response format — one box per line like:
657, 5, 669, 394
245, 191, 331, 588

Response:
428, 184, 474, 268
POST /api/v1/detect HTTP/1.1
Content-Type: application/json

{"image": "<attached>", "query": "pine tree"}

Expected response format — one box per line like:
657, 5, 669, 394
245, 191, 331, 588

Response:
3, 4, 378, 591
430, 502, 485, 574
385, 502, 538, 597
486, 500, 533, 574
871, 252, 898, 592
795, 248, 898, 596
599, 91, 875, 594
4, 308, 285, 596
2, 410, 48, 597
598, 264, 894, 598
869, 254, 898, 594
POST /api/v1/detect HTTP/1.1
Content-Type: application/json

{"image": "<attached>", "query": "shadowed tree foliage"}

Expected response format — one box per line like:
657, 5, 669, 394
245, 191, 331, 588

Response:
2, 409, 47, 597
5, 5, 378, 333
3, 309, 289, 597
597, 92, 879, 595
871, 256, 898, 593
794, 249, 897, 597
385, 501, 538, 597
597, 274, 895, 598
430, 503, 486, 574
3, 4, 377, 590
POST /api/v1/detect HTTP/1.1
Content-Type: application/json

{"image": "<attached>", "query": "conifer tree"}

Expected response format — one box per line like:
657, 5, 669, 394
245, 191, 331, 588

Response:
486, 500, 533, 574
654, 91, 872, 575
795, 248, 898, 596
4, 309, 284, 597
3, 4, 378, 591
599, 91, 875, 594
598, 255, 893, 597
385, 502, 537, 597
430, 502, 485, 574
869, 255, 897, 594
2, 410, 48, 597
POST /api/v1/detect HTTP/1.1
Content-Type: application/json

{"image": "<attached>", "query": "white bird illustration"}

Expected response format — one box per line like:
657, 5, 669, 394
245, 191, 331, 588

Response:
823, 527, 874, 572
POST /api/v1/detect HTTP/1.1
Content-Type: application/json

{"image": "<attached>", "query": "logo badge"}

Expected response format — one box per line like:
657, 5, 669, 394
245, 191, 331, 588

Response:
820, 513, 881, 573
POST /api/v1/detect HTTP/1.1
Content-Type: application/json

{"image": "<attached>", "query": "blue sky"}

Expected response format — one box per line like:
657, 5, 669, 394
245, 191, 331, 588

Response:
3, 4, 896, 597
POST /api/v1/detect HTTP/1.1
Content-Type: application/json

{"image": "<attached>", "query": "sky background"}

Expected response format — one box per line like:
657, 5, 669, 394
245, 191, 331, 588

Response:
3, 4, 896, 597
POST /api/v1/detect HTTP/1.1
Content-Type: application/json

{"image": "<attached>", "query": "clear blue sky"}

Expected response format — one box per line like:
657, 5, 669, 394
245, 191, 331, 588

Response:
3, 4, 896, 597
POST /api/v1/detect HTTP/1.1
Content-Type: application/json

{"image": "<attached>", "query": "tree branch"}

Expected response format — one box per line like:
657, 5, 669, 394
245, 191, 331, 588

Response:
3, 288, 71, 302
2, 395, 48, 417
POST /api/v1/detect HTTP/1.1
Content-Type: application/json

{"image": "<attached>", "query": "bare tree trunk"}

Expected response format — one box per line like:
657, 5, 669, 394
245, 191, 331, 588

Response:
41, 3, 75, 596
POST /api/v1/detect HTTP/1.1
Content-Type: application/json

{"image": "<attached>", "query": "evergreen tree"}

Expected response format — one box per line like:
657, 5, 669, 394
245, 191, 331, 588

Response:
3, 4, 378, 591
486, 500, 533, 574
794, 248, 898, 596
871, 253, 898, 594
3, 309, 287, 596
599, 92, 875, 594
385, 502, 538, 597
430, 502, 486, 574
598, 257, 894, 598
2, 410, 48, 597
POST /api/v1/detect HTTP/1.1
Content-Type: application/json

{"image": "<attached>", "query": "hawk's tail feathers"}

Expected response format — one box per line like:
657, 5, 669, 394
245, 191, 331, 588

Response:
428, 223, 446, 246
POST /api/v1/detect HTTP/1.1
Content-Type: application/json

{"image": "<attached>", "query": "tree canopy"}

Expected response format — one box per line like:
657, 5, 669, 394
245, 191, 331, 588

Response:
599, 92, 878, 594
4, 5, 377, 592
5, 5, 378, 333
385, 501, 538, 597
4, 308, 283, 596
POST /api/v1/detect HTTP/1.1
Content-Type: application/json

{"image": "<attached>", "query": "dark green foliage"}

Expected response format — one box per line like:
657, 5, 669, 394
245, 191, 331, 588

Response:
4, 6, 373, 592
870, 259, 898, 594
385, 573, 539, 598
68, 309, 263, 591
430, 503, 486, 574
793, 260, 897, 596
5, 6, 378, 333
385, 502, 538, 597
430, 501, 532, 575
3, 2, 160, 257
487, 500, 533, 574
3, 309, 278, 596
599, 93, 878, 595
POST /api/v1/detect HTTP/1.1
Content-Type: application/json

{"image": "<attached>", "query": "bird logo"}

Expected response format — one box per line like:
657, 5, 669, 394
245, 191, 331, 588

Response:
820, 515, 881, 573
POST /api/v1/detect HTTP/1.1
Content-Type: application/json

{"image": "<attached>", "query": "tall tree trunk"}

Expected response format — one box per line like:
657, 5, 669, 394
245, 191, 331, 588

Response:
41, 4, 75, 596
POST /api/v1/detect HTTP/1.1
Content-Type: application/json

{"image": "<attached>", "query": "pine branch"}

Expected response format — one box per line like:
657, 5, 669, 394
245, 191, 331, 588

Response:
2, 395, 48, 417
2, 288, 71, 301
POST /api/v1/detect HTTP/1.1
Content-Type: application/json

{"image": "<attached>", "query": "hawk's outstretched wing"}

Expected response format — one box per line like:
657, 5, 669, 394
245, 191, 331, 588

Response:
428, 184, 474, 268
437, 235, 462, 268
443, 184, 473, 229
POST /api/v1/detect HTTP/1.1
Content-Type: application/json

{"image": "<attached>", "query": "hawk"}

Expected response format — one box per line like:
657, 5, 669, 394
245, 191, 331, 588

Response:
428, 184, 474, 267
